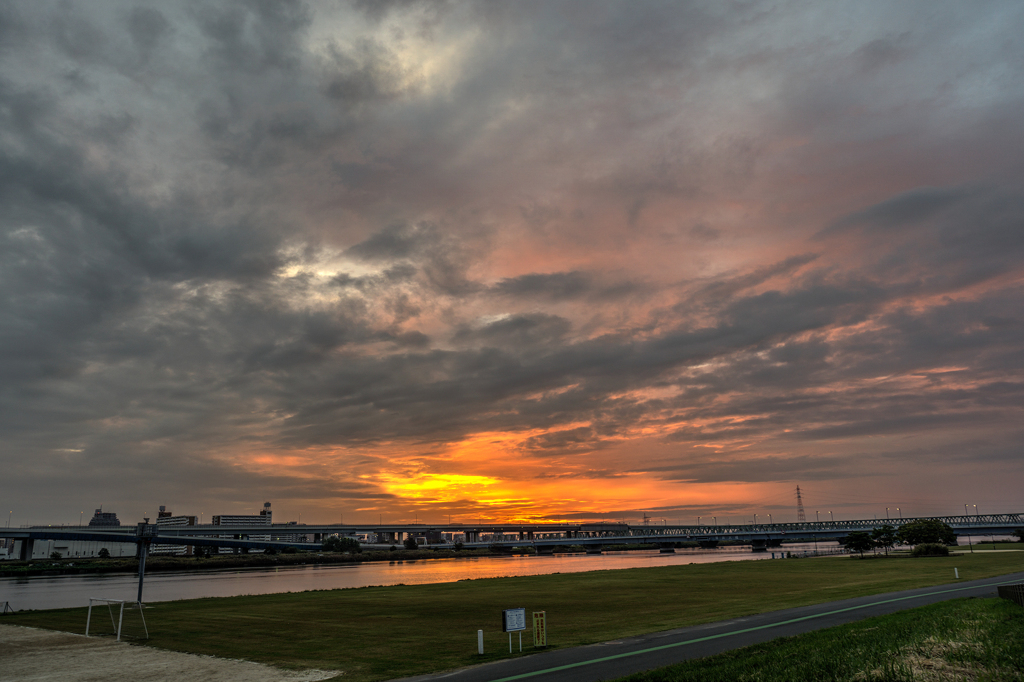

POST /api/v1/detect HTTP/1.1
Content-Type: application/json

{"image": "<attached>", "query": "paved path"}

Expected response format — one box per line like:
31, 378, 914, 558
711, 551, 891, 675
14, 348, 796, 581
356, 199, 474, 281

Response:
0, 623, 339, 682
400, 571, 1024, 682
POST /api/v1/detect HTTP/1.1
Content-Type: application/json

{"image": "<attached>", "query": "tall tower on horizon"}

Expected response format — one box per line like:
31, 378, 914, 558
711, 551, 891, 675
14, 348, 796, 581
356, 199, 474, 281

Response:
795, 485, 807, 522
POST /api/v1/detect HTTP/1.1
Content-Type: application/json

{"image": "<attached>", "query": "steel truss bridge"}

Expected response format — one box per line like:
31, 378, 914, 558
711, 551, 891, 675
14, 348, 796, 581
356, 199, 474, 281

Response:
3, 513, 1021, 560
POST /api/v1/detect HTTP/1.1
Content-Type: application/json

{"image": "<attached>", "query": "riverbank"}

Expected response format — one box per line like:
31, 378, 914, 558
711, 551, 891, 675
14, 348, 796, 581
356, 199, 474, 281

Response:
0, 542, 728, 578
0, 547, 491, 577
7, 551, 1022, 682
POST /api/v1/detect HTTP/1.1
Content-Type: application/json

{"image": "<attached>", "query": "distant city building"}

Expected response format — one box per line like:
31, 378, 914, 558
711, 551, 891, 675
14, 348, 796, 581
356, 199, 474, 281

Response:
87, 508, 120, 527
273, 520, 310, 544
6, 536, 134, 561
211, 502, 273, 553
153, 505, 198, 556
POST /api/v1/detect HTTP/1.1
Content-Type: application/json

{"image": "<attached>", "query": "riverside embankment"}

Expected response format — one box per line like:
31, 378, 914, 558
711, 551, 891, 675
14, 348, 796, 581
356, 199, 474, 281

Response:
7, 551, 1022, 682
2, 544, 818, 610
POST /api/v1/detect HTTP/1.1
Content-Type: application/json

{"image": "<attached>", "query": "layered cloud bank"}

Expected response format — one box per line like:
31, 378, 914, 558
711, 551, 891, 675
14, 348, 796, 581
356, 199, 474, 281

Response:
2, 1, 1023, 524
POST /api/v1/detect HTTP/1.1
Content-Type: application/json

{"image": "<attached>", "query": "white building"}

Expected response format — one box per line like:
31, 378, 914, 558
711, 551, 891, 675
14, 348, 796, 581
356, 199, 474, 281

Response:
211, 502, 273, 553
152, 506, 198, 556
8, 537, 136, 560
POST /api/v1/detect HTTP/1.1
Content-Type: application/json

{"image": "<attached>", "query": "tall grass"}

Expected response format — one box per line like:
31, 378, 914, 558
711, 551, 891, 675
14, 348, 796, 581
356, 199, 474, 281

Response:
614, 597, 1024, 682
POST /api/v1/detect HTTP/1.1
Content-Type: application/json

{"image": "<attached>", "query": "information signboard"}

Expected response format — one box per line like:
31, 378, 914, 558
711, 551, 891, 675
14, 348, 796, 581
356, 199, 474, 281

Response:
532, 611, 547, 647
502, 607, 527, 632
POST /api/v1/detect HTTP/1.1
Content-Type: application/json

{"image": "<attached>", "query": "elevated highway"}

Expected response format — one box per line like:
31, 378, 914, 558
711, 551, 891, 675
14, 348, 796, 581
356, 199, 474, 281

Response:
2, 513, 1020, 558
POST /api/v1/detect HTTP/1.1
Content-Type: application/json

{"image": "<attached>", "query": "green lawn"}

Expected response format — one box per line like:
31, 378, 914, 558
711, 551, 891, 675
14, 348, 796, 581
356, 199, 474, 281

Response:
959, 542, 1024, 552
6, 552, 1023, 682
613, 596, 1024, 682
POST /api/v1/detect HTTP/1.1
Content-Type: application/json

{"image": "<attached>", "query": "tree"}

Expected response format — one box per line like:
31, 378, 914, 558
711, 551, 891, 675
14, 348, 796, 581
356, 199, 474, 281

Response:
871, 525, 898, 556
911, 543, 949, 557
403, 535, 419, 550
97, 547, 110, 559
1014, 529, 1024, 543
845, 532, 874, 558
49, 551, 63, 560
897, 519, 957, 547
322, 535, 361, 553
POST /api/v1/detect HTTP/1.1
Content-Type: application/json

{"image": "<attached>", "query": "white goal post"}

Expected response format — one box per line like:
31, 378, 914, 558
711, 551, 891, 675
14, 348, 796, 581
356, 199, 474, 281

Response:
86, 598, 148, 641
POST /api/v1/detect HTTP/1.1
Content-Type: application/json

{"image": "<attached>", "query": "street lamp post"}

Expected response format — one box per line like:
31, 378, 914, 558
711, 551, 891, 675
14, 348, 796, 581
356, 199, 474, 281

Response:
886, 507, 889, 520
816, 510, 820, 523
754, 513, 758, 526
829, 511, 834, 523
964, 504, 974, 553
897, 508, 901, 519
697, 516, 701, 526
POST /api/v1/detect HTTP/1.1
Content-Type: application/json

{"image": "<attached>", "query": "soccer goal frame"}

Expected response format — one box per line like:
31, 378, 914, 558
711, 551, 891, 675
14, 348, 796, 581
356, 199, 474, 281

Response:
85, 598, 148, 641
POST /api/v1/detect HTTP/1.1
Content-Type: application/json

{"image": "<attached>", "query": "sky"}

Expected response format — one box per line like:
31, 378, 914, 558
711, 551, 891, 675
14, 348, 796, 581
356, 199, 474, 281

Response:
2, 1, 1023, 528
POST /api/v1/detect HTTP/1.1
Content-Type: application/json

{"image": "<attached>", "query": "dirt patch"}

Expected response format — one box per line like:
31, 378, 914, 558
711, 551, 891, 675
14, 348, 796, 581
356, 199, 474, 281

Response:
0, 624, 340, 681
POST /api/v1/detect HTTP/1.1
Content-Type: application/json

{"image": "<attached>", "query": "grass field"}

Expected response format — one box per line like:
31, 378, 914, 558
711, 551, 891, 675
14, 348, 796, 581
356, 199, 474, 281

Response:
961, 542, 1024, 552
613, 596, 1024, 682
6, 552, 1023, 682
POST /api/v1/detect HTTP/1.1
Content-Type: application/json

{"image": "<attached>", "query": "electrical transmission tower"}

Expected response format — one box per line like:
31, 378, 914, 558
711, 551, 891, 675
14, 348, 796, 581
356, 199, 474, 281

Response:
795, 485, 807, 522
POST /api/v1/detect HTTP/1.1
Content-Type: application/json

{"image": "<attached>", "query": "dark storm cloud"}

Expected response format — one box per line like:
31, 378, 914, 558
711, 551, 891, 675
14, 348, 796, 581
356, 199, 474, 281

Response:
193, 1, 311, 74
492, 271, 592, 299
451, 313, 571, 349
822, 186, 969, 234
346, 223, 435, 261
3, 0, 1024, 522
648, 454, 856, 484
490, 271, 645, 302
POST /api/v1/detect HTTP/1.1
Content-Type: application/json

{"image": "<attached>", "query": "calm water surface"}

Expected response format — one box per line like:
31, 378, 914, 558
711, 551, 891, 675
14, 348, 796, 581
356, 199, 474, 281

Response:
2, 543, 837, 610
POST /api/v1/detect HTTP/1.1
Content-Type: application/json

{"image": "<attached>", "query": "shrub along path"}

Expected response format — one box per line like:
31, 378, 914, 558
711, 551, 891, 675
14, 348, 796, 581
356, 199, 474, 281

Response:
6, 552, 1023, 682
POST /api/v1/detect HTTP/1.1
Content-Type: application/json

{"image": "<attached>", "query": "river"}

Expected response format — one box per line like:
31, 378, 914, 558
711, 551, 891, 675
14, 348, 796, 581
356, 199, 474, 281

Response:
2, 542, 839, 611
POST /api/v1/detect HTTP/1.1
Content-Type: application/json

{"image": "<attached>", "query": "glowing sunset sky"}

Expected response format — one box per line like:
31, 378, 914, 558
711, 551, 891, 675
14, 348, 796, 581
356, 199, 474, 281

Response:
3, 1, 1023, 526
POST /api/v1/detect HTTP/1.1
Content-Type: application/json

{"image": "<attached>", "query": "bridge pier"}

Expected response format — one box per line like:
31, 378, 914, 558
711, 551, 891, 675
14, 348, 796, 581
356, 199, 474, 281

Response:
698, 540, 719, 549
18, 539, 34, 561
586, 545, 603, 555
536, 545, 554, 555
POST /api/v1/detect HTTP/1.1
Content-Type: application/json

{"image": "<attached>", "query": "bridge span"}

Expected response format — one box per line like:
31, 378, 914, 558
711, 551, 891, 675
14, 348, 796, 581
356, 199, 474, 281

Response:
2, 513, 1020, 559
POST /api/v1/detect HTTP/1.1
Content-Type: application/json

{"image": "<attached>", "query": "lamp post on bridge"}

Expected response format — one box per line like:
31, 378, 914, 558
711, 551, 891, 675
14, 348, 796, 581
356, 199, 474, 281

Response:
829, 511, 834, 523
964, 504, 974, 553
886, 507, 889, 520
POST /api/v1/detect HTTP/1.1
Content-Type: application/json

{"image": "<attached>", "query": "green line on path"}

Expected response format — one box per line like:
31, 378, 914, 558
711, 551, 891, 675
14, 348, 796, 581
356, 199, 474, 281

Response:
490, 577, 1021, 682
